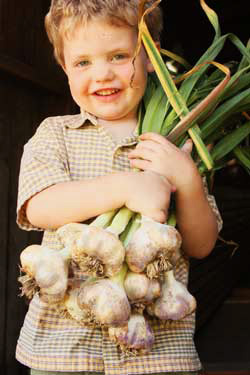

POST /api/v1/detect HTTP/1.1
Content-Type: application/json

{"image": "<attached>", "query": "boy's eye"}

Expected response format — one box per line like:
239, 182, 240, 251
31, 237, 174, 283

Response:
77, 60, 90, 67
111, 54, 127, 62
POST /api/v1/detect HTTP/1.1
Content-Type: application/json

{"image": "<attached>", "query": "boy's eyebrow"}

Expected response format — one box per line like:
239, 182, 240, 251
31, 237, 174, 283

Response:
72, 53, 89, 60
108, 48, 132, 55
72, 47, 134, 60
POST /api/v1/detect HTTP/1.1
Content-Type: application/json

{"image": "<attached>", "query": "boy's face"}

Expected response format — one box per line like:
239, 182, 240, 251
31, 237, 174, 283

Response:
62, 18, 154, 123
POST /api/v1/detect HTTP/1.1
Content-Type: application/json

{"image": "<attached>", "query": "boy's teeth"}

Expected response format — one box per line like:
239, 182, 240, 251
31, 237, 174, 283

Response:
96, 89, 119, 96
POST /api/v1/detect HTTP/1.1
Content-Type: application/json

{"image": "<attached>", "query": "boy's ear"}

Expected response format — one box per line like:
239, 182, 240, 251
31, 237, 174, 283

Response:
146, 41, 160, 73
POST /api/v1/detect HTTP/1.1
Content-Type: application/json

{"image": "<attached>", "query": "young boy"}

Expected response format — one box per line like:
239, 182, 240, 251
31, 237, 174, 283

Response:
16, 1, 222, 374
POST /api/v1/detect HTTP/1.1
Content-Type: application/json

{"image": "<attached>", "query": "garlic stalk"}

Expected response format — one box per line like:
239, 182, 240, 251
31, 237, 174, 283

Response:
19, 244, 71, 303
56, 209, 133, 278
108, 312, 155, 355
147, 269, 196, 320
125, 216, 182, 279
77, 264, 131, 327
105, 207, 135, 236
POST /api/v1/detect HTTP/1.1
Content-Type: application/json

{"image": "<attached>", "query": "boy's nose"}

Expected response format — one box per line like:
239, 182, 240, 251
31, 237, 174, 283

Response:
93, 63, 115, 82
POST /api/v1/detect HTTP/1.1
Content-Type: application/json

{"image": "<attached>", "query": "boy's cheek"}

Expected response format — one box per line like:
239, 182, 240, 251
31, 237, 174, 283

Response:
117, 65, 136, 81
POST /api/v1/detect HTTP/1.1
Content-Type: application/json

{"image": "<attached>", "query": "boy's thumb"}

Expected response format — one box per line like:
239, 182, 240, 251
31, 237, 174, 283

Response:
181, 139, 193, 154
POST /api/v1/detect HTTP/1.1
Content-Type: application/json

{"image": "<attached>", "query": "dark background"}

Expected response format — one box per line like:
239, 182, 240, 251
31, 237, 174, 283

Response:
0, 0, 249, 373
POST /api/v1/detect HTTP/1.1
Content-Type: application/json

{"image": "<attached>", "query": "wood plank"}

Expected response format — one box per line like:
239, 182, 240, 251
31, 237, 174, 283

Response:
204, 372, 250, 375
1, 73, 73, 374
0, 54, 67, 95
0, 92, 11, 369
195, 291, 250, 372
3, 81, 43, 374
0, 159, 9, 370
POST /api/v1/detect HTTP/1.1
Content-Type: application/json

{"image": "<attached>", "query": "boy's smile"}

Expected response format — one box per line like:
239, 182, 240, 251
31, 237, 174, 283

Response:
63, 18, 154, 129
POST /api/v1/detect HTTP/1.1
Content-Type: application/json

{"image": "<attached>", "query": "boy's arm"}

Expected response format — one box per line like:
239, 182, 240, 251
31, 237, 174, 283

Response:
129, 132, 220, 259
174, 173, 218, 258
26, 170, 173, 230
17, 120, 172, 231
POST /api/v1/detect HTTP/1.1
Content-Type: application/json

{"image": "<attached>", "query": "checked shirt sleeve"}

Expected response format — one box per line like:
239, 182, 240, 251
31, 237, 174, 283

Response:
17, 118, 71, 231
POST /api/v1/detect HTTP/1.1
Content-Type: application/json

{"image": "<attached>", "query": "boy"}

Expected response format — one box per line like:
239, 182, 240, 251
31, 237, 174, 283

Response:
16, 1, 221, 374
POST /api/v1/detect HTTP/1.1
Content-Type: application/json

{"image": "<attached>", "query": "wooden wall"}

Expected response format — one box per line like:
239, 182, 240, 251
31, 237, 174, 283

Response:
0, 1, 249, 374
0, 1, 76, 373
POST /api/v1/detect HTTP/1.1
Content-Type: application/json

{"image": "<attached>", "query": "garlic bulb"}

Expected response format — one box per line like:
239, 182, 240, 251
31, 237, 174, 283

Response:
147, 270, 196, 320
19, 244, 71, 303
124, 271, 161, 304
108, 313, 155, 355
58, 280, 89, 323
57, 223, 125, 277
124, 271, 150, 301
126, 216, 182, 279
77, 265, 130, 327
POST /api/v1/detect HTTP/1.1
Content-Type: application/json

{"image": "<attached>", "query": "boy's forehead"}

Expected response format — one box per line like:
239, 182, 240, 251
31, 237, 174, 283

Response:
63, 18, 138, 52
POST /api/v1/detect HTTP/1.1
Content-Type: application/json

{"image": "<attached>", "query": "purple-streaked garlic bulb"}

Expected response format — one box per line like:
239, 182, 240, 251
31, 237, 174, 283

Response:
125, 216, 182, 279
147, 270, 196, 320
108, 313, 155, 355
56, 222, 125, 277
77, 277, 130, 327
19, 244, 71, 303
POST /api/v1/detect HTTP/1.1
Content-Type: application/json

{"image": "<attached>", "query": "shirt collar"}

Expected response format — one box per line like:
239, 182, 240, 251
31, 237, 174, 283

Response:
66, 111, 98, 129
66, 110, 139, 140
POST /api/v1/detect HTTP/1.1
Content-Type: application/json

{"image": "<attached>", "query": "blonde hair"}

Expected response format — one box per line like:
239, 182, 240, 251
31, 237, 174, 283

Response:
45, 0, 163, 66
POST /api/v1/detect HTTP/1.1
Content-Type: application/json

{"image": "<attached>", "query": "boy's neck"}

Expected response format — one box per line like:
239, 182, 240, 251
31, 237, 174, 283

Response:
97, 118, 137, 142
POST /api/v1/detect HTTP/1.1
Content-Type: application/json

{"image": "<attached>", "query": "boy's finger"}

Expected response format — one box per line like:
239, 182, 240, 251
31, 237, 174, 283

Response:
147, 209, 167, 224
135, 139, 159, 152
181, 139, 193, 154
128, 146, 155, 160
129, 158, 152, 171
139, 132, 173, 147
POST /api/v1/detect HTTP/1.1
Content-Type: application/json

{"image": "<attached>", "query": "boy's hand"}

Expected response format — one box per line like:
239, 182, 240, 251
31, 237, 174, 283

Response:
128, 132, 199, 192
125, 170, 173, 223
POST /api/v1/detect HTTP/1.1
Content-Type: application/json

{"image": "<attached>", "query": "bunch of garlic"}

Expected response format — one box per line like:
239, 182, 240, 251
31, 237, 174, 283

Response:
18, 209, 196, 355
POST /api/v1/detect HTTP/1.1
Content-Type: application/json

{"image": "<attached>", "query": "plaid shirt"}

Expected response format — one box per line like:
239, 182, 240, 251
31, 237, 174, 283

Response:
16, 113, 222, 373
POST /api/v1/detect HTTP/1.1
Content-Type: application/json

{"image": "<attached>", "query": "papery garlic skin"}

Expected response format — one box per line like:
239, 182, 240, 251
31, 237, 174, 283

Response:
58, 280, 90, 322
108, 313, 155, 355
19, 245, 70, 303
148, 270, 196, 321
125, 216, 182, 278
57, 223, 125, 277
77, 278, 130, 327
124, 271, 161, 304
124, 272, 150, 301
144, 278, 161, 303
